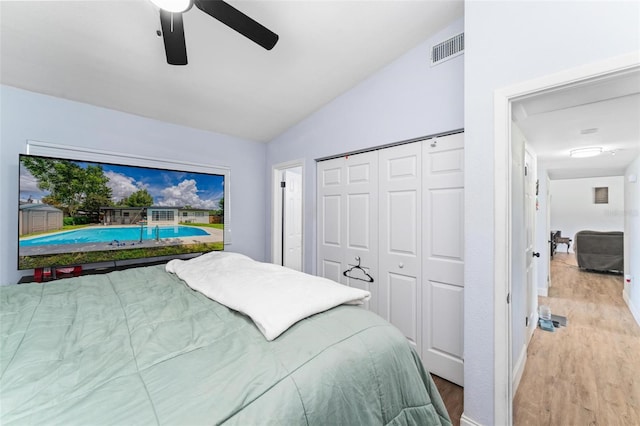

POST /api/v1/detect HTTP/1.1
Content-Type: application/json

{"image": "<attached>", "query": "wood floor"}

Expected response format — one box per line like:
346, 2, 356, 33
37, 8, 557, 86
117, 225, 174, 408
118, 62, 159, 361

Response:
427, 253, 639, 425
513, 253, 640, 425
431, 374, 463, 426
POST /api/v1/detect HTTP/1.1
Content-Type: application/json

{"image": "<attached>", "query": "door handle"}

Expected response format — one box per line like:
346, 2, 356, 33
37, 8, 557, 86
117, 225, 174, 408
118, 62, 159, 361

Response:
533, 252, 540, 258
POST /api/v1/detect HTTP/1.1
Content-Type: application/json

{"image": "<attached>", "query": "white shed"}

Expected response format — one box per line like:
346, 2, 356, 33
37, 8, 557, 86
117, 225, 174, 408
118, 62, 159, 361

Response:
19, 203, 63, 236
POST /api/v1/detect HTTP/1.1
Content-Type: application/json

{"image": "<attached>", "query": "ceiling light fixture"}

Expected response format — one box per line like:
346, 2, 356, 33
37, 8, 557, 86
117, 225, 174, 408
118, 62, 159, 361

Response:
150, 0, 192, 13
569, 147, 603, 158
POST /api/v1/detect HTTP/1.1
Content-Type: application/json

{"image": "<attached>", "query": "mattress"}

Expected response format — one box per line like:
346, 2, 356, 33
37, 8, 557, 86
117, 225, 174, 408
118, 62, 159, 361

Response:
0, 264, 451, 425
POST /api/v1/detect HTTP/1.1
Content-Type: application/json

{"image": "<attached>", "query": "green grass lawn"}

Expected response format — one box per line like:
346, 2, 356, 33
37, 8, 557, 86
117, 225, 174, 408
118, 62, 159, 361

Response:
181, 223, 224, 230
19, 242, 224, 270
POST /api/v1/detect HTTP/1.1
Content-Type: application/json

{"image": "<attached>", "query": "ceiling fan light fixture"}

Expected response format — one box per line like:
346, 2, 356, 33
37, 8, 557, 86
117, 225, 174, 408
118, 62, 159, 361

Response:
569, 147, 603, 158
150, 0, 192, 13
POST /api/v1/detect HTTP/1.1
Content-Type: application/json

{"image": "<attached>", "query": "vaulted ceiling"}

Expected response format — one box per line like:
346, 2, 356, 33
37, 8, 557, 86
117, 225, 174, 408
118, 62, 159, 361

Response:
2, 1, 638, 180
0, 0, 464, 142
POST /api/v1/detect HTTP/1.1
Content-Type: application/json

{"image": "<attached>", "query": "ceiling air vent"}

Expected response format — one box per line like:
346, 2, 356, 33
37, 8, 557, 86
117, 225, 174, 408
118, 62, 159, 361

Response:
431, 32, 464, 66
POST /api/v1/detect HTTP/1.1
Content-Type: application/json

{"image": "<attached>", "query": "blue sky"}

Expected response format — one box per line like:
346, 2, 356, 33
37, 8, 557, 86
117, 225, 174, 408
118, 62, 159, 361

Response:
20, 157, 224, 209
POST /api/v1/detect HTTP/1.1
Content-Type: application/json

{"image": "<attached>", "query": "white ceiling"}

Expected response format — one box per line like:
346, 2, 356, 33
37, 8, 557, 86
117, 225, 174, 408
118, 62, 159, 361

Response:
0, 0, 463, 142
3, 0, 637, 179
513, 68, 640, 180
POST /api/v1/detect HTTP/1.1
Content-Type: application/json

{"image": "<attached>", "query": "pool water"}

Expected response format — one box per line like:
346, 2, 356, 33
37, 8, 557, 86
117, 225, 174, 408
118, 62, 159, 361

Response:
20, 226, 210, 247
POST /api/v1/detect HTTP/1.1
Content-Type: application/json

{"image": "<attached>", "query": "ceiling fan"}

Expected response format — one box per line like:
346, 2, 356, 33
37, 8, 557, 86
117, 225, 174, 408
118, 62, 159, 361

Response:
151, 0, 279, 65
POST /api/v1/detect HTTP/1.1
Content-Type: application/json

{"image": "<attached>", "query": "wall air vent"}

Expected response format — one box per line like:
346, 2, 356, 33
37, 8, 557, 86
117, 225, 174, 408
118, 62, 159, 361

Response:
431, 32, 464, 66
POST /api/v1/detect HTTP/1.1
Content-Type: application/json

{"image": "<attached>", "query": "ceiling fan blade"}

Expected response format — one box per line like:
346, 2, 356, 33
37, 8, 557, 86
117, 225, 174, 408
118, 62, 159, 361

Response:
194, 0, 278, 50
160, 10, 188, 65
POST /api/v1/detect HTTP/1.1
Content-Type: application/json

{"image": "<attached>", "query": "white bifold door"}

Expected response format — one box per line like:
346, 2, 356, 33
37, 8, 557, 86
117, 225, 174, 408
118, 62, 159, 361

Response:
421, 133, 465, 385
317, 133, 465, 386
378, 143, 422, 353
317, 151, 379, 312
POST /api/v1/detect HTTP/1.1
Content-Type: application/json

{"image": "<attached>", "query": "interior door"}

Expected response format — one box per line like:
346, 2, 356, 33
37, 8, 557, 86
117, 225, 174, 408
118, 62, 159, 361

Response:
378, 143, 422, 352
524, 147, 538, 337
421, 133, 464, 386
317, 152, 379, 312
283, 168, 303, 271
546, 175, 552, 292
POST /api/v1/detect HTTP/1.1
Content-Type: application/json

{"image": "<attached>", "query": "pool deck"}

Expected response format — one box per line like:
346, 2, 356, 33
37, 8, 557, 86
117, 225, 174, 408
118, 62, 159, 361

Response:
19, 225, 223, 256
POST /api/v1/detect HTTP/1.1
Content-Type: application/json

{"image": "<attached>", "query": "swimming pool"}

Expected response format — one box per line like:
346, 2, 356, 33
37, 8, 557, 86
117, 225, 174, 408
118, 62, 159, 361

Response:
19, 226, 210, 247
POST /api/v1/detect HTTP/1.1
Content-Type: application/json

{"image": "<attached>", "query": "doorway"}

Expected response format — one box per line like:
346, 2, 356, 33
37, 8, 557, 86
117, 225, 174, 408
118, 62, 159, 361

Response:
493, 53, 639, 424
272, 161, 304, 271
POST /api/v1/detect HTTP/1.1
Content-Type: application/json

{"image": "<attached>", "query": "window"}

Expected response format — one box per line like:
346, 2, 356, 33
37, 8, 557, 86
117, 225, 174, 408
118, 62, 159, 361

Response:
152, 210, 175, 221
594, 187, 608, 204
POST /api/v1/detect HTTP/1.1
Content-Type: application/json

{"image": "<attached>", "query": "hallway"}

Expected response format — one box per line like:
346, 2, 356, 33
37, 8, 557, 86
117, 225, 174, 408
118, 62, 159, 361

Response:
513, 253, 640, 424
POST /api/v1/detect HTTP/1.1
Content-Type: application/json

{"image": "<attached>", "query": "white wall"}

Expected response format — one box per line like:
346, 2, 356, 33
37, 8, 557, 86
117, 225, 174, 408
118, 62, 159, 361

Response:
624, 155, 640, 325
464, 1, 639, 424
266, 17, 465, 273
550, 176, 625, 252
0, 86, 267, 285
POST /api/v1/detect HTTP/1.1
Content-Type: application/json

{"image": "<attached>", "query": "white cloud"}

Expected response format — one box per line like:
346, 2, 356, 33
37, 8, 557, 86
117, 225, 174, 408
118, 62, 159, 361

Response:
158, 179, 218, 209
105, 171, 142, 202
19, 166, 48, 202
20, 166, 41, 192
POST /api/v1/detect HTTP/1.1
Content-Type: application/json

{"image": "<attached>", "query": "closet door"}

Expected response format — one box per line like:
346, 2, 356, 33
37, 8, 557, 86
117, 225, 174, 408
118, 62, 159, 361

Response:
378, 143, 422, 352
317, 152, 379, 313
421, 133, 465, 386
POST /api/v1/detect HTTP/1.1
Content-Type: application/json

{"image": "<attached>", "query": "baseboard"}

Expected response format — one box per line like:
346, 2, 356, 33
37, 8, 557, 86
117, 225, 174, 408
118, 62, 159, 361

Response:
537, 286, 548, 297
623, 290, 640, 327
460, 413, 484, 426
512, 343, 527, 394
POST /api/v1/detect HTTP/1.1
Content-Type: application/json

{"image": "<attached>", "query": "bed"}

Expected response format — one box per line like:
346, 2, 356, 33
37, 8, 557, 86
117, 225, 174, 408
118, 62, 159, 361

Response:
1, 252, 451, 425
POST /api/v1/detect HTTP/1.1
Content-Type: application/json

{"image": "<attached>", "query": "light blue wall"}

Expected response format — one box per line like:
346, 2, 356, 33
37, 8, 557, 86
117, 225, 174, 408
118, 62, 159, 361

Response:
465, 1, 640, 424
266, 17, 465, 273
0, 85, 267, 285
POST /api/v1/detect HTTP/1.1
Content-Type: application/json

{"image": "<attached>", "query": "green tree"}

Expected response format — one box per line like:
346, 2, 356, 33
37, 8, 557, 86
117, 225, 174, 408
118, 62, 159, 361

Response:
82, 164, 113, 214
119, 189, 154, 207
21, 157, 112, 221
217, 197, 224, 215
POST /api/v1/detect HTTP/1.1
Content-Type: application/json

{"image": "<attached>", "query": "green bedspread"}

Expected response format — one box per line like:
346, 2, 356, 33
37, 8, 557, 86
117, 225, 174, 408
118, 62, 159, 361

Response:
1, 265, 451, 425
